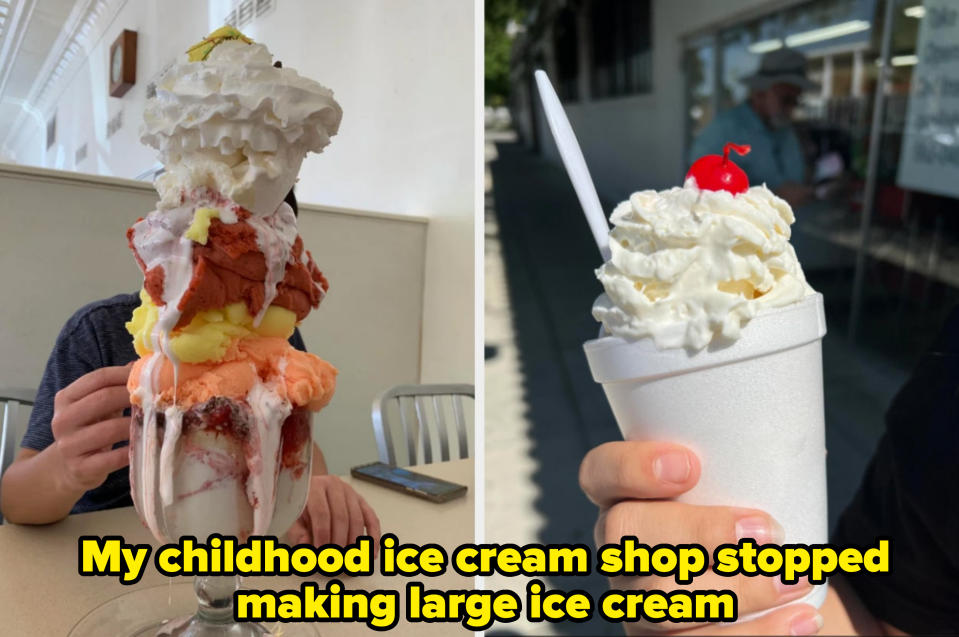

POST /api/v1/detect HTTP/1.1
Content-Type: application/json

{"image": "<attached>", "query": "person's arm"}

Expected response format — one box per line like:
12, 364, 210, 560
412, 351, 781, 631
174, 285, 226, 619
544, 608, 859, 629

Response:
829, 308, 959, 635
816, 575, 904, 635
1, 365, 131, 523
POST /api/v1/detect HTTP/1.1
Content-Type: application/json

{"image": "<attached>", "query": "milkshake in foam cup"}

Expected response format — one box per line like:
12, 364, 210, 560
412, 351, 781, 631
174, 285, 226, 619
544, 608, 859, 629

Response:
583, 147, 828, 617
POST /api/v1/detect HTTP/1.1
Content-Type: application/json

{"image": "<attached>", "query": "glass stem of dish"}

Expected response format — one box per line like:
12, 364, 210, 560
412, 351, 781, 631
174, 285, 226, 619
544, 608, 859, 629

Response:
193, 575, 238, 624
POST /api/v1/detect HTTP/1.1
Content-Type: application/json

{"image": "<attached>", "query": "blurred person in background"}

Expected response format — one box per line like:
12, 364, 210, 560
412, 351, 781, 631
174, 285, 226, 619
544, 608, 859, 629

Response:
690, 47, 818, 208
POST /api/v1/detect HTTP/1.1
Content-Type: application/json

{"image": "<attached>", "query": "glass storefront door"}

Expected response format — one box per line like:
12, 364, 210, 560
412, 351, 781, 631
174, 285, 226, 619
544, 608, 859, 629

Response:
683, 0, 959, 524
684, 0, 957, 365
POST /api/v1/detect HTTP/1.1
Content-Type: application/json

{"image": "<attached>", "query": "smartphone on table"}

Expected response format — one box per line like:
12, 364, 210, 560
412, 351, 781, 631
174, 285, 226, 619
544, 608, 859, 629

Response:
350, 462, 467, 503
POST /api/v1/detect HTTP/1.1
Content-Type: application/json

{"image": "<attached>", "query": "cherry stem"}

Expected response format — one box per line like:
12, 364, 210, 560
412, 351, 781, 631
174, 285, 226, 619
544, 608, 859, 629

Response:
721, 142, 752, 166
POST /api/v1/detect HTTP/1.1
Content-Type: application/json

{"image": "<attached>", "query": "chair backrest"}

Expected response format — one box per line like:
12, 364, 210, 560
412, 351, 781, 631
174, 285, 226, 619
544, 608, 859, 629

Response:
371, 384, 474, 466
0, 389, 36, 524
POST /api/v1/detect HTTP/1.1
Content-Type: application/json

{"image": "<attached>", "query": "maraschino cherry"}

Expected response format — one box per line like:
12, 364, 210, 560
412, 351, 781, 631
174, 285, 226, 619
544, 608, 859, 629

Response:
685, 142, 752, 194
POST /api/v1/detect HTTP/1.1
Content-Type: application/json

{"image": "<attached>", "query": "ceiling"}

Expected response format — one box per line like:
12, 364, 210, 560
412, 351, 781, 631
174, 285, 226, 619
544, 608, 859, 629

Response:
0, 0, 114, 160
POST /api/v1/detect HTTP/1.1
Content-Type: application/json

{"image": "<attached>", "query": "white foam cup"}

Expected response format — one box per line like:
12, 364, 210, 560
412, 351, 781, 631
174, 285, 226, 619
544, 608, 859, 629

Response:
583, 293, 829, 618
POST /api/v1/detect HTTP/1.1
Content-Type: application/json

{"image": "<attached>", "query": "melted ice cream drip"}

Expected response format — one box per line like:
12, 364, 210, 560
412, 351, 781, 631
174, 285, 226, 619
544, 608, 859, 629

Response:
248, 201, 298, 327
131, 199, 204, 539
246, 373, 292, 535
133, 354, 163, 539
158, 405, 184, 507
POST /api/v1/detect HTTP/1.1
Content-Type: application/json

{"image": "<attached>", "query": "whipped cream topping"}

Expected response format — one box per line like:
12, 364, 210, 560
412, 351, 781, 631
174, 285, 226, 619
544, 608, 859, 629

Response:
593, 180, 814, 350
142, 40, 342, 215
247, 201, 298, 326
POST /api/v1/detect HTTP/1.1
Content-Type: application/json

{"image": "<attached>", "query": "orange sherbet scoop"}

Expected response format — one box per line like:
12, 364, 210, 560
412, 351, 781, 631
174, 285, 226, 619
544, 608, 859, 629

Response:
128, 337, 336, 411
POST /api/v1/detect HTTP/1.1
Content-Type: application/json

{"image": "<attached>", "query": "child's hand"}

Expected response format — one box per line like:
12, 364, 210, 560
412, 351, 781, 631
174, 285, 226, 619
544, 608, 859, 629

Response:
288, 475, 381, 553
50, 364, 133, 493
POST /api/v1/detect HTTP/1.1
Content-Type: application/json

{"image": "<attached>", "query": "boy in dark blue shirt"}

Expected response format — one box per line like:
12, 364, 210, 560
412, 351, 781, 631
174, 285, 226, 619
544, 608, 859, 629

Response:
1, 191, 380, 549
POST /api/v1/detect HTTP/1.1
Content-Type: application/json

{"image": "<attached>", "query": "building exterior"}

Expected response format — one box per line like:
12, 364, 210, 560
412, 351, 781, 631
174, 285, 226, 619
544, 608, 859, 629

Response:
508, 0, 958, 368
509, 0, 905, 201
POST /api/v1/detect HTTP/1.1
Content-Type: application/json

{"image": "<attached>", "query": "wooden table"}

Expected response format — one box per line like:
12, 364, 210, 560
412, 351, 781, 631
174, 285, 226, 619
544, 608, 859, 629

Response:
0, 459, 473, 635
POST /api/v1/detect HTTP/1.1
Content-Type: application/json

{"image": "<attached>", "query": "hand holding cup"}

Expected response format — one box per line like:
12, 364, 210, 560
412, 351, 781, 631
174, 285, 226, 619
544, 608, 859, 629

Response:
580, 440, 824, 636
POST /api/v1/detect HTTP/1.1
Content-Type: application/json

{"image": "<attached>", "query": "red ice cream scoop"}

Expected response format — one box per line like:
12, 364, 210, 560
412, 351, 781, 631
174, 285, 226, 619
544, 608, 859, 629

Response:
685, 142, 752, 194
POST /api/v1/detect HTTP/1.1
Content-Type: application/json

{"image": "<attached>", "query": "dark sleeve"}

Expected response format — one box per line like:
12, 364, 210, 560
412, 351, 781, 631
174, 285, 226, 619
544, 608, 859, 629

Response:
832, 310, 959, 634
289, 328, 307, 353
22, 313, 105, 451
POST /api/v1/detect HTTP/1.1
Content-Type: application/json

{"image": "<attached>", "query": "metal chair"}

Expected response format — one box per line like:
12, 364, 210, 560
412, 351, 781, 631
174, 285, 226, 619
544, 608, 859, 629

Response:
371, 384, 474, 466
0, 389, 36, 524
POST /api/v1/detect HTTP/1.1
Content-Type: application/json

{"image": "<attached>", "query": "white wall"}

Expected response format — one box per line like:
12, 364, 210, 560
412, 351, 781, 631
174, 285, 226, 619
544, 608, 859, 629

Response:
0, 164, 428, 475
534, 0, 771, 201
246, 1, 476, 386
5, 0, 475, 387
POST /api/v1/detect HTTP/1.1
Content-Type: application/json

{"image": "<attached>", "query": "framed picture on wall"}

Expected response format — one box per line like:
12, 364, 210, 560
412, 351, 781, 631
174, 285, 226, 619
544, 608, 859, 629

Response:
108, 30, 137, 97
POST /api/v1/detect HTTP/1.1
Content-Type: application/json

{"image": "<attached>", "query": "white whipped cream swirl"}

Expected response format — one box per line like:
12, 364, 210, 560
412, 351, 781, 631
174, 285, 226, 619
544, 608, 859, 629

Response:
593, 180, 814, 350
142, 40, 342, 215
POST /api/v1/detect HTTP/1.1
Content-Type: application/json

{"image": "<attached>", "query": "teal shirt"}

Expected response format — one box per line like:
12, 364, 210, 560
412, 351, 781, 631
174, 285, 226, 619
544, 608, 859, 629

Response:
689, 103, 805, 190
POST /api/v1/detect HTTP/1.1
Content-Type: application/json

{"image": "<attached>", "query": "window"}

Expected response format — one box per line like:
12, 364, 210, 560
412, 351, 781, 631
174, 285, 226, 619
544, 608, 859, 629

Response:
590, 0, 652, 99
684, 36, 716, 152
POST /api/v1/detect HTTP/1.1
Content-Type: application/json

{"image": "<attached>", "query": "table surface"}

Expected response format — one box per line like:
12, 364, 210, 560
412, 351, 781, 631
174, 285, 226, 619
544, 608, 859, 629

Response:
0, 458, 474, 635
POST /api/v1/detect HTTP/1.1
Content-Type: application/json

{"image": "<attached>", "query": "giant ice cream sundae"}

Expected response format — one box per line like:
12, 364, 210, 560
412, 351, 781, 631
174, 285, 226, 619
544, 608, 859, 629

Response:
125, 27, 340, 544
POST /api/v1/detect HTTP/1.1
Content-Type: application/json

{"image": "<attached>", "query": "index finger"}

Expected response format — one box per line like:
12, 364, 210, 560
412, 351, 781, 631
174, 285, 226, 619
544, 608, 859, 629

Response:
359, 498, 381, 557
579, 440, 700, 508
59, 363, 135, 404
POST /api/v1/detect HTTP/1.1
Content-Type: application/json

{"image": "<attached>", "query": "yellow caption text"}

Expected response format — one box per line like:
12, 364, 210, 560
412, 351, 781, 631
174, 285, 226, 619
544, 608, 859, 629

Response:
77, 535, 892, 628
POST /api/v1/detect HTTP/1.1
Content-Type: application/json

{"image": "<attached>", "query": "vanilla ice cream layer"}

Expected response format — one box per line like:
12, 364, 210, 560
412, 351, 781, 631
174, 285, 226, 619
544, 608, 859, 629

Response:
130, 395, 312, 543
142, 40, 342, 215
593, 180, 814, 350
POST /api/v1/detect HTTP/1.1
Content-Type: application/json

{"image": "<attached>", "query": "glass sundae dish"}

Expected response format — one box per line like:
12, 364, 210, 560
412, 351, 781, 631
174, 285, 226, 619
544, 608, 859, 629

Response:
127, 403, 313, 637
128, 398, 314, 544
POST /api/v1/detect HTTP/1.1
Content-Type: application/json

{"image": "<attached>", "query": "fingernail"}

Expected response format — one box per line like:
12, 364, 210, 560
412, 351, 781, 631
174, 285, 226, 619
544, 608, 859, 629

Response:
790, 611, 823, 635
652, 451, 690, 484
775, 577, 811, 600
735, 516, 785, 544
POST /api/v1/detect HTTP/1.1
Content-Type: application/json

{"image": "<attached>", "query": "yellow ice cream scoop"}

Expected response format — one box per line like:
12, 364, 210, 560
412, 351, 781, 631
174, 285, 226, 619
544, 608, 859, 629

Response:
127, 289, 297, 363
186, 26, 253, 62
184, 207, 220, 245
